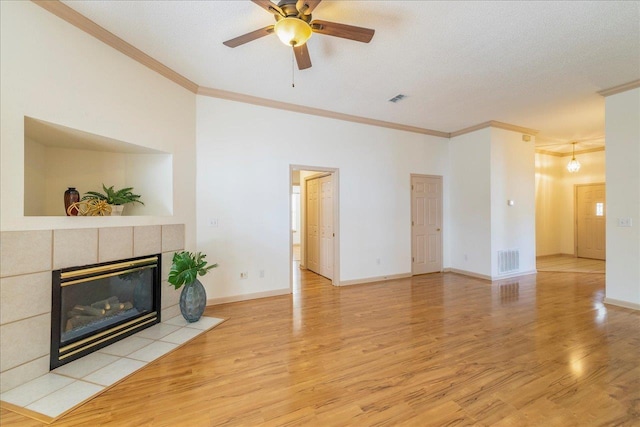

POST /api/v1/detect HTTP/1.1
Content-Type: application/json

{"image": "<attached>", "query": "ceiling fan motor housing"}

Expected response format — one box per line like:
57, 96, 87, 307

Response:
275, 0, 312, 22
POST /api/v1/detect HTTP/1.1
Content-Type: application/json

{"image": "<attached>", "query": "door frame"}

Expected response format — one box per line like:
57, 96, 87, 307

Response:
574, 182, 606, 258
290, 165, 340, 289
410, 174, 444, 275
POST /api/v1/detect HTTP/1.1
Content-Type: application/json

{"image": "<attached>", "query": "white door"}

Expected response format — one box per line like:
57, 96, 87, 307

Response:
411, 175, 443, 275
318, 175, 334, 279
576, 184, 606, 260
305, 174, 333, 279
306, 177, 319, 273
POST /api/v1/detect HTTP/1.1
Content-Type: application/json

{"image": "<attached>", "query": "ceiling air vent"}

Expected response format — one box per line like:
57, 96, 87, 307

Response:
388, 94, 407, 103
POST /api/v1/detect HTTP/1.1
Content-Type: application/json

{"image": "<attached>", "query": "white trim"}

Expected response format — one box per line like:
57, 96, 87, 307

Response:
197, 87, 449, 137
449, 120, 538, 138
603, 298, 640, 311
339, 273, 412, 287
597, 79, 640, 97
445, 268, 538, 281
207, 288, 290, 306
445, 268, 492, 281
491, 270, 538, 281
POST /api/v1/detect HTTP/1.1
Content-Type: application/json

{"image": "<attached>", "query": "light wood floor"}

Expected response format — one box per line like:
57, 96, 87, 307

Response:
2, 269, 638, 426
537, 254, 605, 274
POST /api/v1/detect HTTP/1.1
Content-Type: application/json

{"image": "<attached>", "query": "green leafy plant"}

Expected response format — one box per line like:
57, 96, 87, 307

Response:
168, 251, 218, 290
82, 184, 144, 206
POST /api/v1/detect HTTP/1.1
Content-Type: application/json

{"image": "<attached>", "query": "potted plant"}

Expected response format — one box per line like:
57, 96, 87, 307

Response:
168, 251, 218, 322
82, 184, 143, 216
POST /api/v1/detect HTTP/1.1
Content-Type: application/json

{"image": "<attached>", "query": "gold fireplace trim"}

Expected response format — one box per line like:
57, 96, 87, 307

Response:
61, 256, 158, 280
59, 312, 158, 357
62, 265, 156, 287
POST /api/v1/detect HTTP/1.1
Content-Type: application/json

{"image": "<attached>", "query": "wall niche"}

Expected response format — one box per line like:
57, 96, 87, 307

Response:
24, 117, 173, 217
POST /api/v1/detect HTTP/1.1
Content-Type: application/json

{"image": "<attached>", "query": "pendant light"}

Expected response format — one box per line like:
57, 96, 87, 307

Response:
567, 142, 581, 173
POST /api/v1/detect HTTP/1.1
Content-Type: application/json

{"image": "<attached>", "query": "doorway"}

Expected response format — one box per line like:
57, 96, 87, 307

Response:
575, 183, 606, 260
411, 174, 443, 275
290, 166, 340, 291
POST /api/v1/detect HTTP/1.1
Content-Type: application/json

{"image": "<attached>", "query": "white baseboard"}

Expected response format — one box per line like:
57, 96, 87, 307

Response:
444, 268, 537, 281
445, 268, 492, 281
340, 272, 412, 287
207, 288, 290, 306
604, 298, 640, 311
492, 270, 538, 281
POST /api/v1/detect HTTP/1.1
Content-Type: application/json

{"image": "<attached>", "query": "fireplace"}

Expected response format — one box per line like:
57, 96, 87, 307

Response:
50, 254, 161, 369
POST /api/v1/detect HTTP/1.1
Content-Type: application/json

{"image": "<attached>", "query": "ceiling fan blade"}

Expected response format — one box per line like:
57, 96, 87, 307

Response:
296, 0, 322, 15
251, 0, 285, 17
311, 20, 375, 43
294, 44, 312, 70
223, 25, 275, 48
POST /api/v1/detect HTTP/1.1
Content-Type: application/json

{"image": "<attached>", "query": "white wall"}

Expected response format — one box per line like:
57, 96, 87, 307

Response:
490, 128, 536, 277
450, 127, 536, 279
605, 87, 640, 307
196, 96, 450, 300
24, 138, 47, 216
535, 150, 606, 256
24, 143, 174, 217
535, 153, 563, 255
449, 128, 492, 276
0, 1, 196, 246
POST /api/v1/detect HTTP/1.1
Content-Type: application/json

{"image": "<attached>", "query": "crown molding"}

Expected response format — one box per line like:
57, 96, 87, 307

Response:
536, 146, 605, 157
31, 0, 550, 141
32, 0, 199, 94
449, 120, 538, 138
197, 87, 450, 137
598, 80, 640, 97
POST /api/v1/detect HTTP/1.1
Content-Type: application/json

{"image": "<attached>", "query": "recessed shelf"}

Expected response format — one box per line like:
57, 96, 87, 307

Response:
24, 117, 173, 217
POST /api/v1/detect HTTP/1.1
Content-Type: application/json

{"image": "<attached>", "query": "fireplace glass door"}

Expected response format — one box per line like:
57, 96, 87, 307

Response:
51, 255, 161, 369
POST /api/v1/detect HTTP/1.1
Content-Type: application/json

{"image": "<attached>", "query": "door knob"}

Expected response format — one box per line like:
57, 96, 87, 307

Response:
437, 228, 441, 231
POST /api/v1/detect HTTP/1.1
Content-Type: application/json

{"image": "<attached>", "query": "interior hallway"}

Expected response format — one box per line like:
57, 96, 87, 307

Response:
537, 254, 605, 274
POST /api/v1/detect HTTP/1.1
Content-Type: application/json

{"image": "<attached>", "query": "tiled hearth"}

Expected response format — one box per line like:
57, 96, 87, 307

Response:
1, 315, 224, 421
0, 224, 186, 393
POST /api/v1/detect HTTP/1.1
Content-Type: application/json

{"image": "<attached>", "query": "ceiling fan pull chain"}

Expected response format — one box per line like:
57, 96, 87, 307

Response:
291, 48, 295, 88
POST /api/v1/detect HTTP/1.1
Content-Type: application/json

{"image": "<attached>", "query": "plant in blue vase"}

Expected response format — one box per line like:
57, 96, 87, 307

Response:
167, 251, 218, 322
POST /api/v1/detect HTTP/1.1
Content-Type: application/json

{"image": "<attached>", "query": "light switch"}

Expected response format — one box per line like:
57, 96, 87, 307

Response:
617, 218, 633, 227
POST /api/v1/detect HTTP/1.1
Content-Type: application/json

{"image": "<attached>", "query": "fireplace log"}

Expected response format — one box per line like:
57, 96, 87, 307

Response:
70, 305, 106, 316
65, 314, 101, 331
91, 296, 120, 310
104, 301, 134, 317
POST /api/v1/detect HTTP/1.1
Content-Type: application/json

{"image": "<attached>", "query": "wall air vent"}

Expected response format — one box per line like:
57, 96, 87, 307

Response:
498, 249, 520, 274
388, 94, 407, 103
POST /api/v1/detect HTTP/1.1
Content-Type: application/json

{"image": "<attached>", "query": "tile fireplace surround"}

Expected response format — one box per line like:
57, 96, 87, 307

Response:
0, 224, 186, 393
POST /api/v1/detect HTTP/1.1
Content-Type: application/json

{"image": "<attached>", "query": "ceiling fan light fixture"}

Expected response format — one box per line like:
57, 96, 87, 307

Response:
274, 17, 312, 46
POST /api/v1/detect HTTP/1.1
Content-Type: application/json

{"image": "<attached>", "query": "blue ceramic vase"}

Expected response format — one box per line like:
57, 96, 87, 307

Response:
179, 279, 206, 322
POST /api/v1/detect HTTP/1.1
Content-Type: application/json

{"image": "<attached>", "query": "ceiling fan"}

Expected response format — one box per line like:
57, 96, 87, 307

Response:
223, 0, 375, 70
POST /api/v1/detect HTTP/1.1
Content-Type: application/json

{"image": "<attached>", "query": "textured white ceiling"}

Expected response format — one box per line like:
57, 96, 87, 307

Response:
61, 0, 640, 147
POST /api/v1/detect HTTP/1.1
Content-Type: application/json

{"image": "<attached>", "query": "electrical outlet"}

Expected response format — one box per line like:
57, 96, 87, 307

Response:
376, 258, 381, 265
208, 218, 218, 227
259, 270, 265, 278
240, 272, 248, 279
